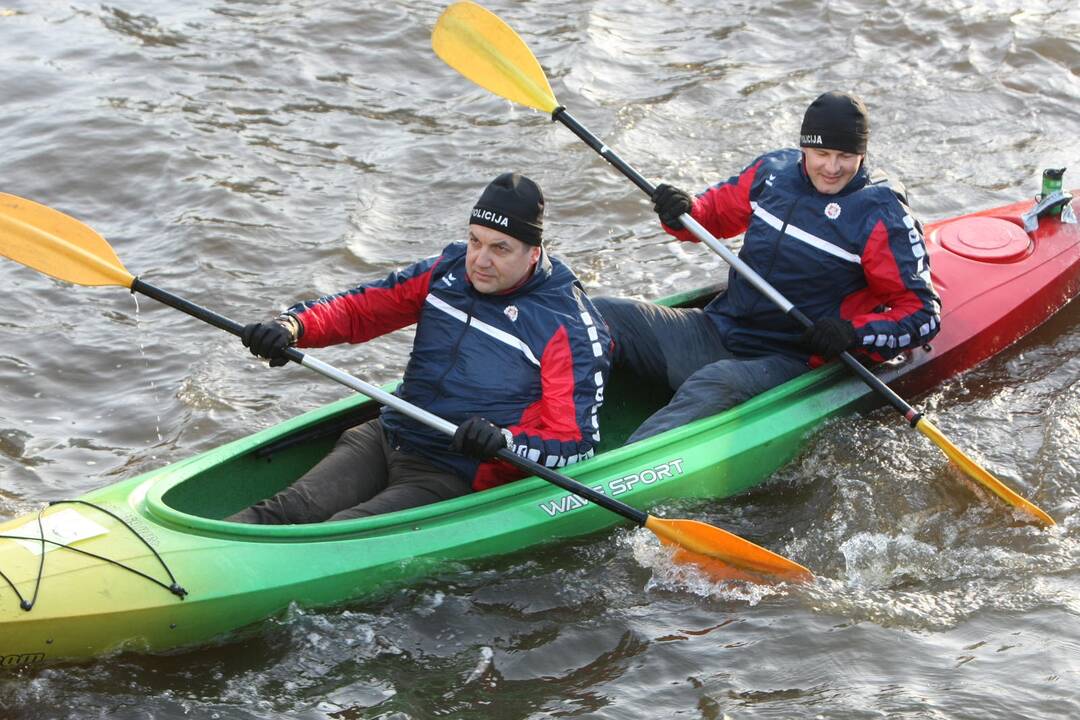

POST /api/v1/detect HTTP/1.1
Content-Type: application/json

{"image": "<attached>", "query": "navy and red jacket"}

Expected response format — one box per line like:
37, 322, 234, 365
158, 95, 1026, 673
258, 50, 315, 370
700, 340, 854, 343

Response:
665, 148, 942, 366
285, 242, 611, 491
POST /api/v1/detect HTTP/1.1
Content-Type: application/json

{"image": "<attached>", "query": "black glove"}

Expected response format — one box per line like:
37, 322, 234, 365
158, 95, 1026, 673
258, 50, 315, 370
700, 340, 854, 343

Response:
651, 183, 693, 229
801, 317, 858, 359
450, 416, 509, 460
241, 319, 295, 367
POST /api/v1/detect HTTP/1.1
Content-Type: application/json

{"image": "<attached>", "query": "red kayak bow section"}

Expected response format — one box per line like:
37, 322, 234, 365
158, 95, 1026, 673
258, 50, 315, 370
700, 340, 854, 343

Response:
895, 190, 1080, 392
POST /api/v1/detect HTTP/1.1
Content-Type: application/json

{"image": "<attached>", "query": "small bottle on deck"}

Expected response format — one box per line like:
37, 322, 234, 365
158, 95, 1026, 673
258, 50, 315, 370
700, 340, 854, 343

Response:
1040, 168, 1066, 215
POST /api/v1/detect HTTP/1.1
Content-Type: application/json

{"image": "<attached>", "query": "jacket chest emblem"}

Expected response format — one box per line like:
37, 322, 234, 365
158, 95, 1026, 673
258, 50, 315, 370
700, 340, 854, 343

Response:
824, 202, 842, 220
504, 305, 519, 322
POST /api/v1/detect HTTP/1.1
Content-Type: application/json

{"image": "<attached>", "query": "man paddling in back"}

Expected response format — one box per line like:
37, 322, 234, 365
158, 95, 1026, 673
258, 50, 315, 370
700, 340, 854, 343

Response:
230, 173, 611, 523
595, 91, 941, 441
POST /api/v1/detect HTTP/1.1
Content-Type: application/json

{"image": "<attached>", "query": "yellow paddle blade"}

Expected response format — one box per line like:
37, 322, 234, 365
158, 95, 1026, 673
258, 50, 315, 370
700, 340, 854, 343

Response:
432, 1, 559, 114
917, 418, 1055, 526
0, 193, 134, 288
644, 515, 814, 584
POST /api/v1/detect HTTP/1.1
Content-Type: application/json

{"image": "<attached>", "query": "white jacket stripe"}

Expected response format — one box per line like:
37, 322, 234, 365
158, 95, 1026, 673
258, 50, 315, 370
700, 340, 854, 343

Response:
426, 293, 541, 367
751, 201, 862, 265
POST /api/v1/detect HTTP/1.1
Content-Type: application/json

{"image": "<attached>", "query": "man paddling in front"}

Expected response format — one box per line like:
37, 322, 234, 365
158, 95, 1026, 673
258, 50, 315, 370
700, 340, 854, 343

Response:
230, 173, 611, 523
595, 91, 942, 441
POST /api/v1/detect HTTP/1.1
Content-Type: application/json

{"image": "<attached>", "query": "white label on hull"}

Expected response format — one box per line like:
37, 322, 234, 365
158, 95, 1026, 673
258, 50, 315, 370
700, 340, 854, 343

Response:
537, 458, 685, 517
7, 509, 109, 555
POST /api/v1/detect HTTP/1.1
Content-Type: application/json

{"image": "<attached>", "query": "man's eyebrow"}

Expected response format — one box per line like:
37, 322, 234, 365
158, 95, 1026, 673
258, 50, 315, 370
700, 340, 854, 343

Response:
467, 233, 513, 250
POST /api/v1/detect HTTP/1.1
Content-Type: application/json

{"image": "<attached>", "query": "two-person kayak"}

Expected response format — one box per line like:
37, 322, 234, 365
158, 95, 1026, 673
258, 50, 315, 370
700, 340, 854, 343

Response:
1, 190, 1078, 667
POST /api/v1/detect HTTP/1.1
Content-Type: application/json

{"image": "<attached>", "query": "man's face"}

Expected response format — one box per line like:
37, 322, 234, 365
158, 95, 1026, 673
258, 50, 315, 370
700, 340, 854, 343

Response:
803, 147, 863, 194
465, 224, 541, 294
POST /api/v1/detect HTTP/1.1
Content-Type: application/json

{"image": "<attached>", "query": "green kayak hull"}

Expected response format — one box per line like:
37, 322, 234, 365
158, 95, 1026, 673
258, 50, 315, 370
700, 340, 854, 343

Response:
1, 195, 1078, 666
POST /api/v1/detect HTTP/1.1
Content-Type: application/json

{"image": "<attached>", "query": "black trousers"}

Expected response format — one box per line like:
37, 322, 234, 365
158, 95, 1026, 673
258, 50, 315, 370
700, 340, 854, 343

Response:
593, 297, 808, 442
228, 419, 472, 524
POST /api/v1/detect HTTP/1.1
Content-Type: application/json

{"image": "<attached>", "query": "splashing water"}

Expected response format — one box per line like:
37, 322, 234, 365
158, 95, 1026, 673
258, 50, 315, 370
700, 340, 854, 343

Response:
623, 527, 787, 606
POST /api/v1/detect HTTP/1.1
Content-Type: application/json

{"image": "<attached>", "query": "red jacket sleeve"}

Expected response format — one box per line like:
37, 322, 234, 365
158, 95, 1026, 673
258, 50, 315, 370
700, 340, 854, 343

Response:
288, 255, 441, 348
841, 210, 941, 361
662, 160, 763, 242
472, 301, 611, 490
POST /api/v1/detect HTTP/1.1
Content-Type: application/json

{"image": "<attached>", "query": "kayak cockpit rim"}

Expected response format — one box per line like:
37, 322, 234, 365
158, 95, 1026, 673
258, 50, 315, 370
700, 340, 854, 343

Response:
141, 360, 853, 538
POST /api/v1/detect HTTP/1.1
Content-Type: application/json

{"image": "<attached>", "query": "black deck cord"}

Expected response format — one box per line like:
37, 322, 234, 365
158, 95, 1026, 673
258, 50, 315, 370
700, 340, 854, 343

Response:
0, 500, 188, 612
0, 512, 44, 609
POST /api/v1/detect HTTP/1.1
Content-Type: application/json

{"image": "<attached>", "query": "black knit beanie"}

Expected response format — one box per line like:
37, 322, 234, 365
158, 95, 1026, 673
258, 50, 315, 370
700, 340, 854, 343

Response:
799, 91, 870, 154
470, 173, 544, 246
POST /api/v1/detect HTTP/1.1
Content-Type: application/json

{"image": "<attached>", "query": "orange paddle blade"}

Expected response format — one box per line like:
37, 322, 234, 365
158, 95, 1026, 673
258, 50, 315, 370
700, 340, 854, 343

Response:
0, 193, 134, 288
917, 418, 1055, 526
645, 516, 813, 583
432, 1, 559, 114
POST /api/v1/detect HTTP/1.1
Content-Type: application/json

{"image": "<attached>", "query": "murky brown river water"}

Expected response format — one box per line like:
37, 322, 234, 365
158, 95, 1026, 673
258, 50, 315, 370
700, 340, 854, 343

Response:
1, 0, 1079, 717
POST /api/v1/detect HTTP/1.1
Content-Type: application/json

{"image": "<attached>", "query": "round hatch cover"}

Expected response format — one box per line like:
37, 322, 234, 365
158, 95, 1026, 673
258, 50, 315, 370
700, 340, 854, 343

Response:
937, 216, 1032, 263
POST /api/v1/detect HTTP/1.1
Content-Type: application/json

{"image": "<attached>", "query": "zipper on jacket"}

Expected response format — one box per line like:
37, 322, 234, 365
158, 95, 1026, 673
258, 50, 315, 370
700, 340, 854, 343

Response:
431, 292, 478, 400
745, 195, 802, 315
